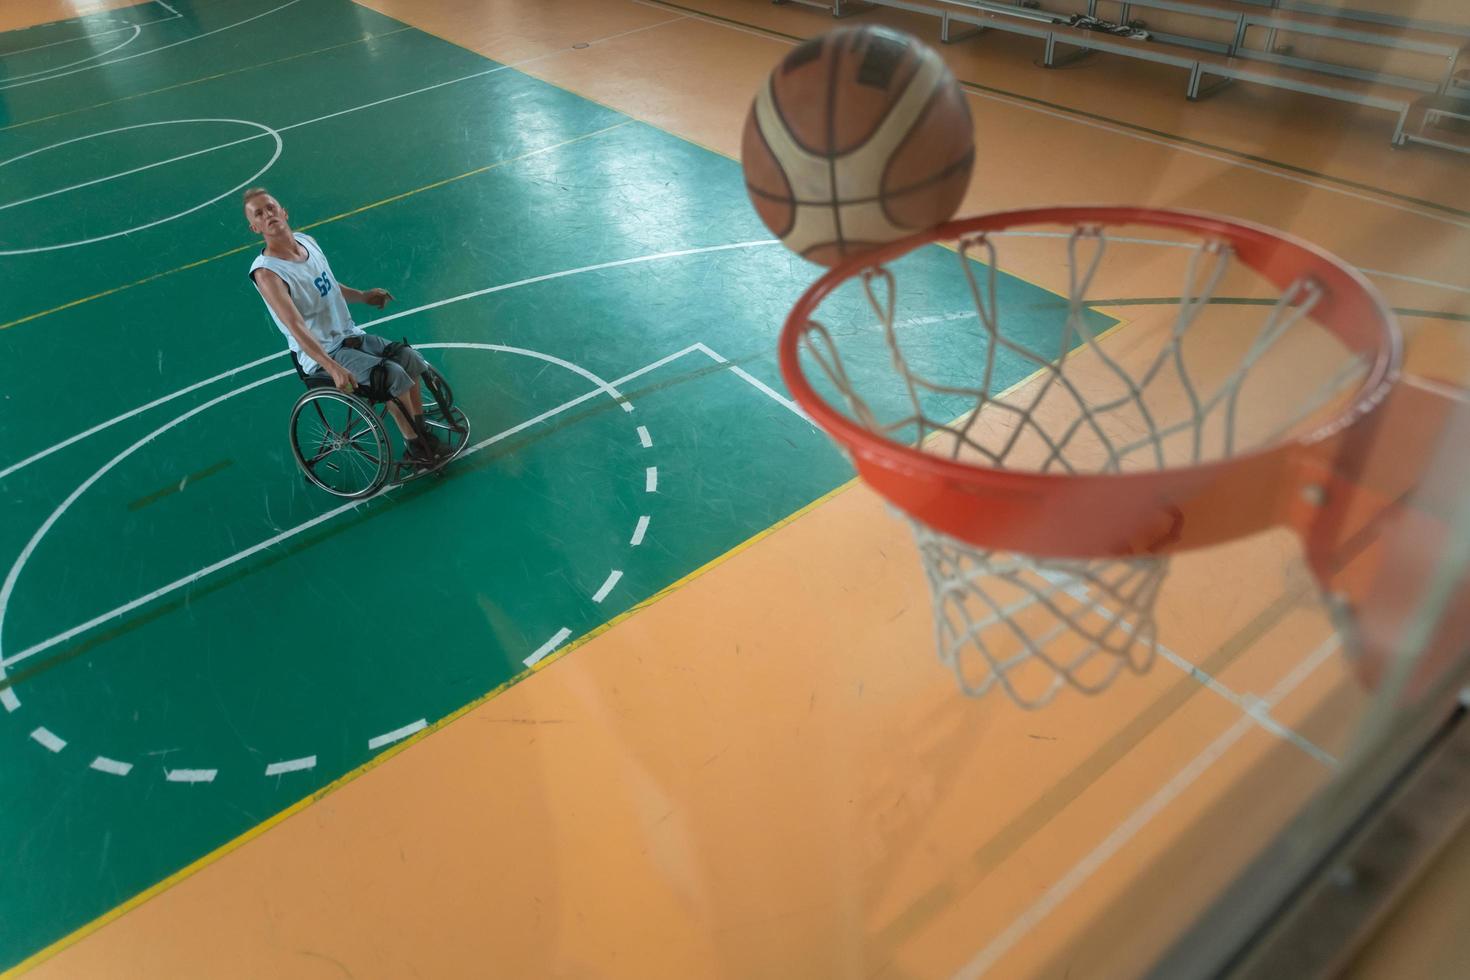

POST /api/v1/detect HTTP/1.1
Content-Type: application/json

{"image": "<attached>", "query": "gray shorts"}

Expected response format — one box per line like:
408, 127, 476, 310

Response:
318, 334, 428, 398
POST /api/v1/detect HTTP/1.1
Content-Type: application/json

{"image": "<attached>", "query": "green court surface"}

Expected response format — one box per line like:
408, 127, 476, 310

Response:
0, 0, 1109, 967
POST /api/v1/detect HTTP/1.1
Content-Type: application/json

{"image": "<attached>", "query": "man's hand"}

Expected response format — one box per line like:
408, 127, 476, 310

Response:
325, 360, 356, 393
362, 288, 395, 310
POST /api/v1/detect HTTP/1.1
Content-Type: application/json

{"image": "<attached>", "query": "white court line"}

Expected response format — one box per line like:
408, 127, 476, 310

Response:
1, 688, 18, 712
648, 0, 1470, 233
0, 119, 283, 256
0, 343, 684, 671
567, 14, 688, 51
0, 22, 137, 59
953, 637, 1341, 978
3, 45, 758, 243
0, 244, 777, 485
368, 719, 425, 750
1, 25, 140, 83
637, 425, 652, 448
631, 515, 651, 547
0, 371, 296, 674
1, 52, 511, 216
1154, 644, 1337, 767
525, 627, 572, 668
265, 755, 316, 776
154, 0, 182, 16
0, 125, 276, 214
248, 14, 686, 143
630, 0, 776, 43
48, 15, 677, 185
90, 756, 133, 776
30, 726, 65, 752
0, 339, 806, 670
592, 570, 623, 604
1360, 267, 1470, 296
165, 768, 217, 783
692, 343, 811, 422
369, 242, 778, 335
0, 352, 281, 484
1001, 231, 1470, 299
0, 0, 305, 93
731, 366, 807, 420
1033, 569, 1337, 765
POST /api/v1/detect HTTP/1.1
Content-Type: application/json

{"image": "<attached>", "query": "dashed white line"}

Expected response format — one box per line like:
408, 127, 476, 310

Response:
592, 570, 624, 604
525, 627, 572, 668
90, 756, 133, 776
631, 515, 650, 547
645, 466, 658, 492
165, 768, 217, 784
1, 345, 641, 672
620, 400, 635, 413
30, 727, 65, 752
368, 719, 426, 751
265, 755, 317, 776
637, 425, 652, 448
1, 688, 18, 712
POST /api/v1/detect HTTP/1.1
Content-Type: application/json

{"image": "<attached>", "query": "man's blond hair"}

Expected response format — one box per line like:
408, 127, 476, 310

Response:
242, 187, 272, 208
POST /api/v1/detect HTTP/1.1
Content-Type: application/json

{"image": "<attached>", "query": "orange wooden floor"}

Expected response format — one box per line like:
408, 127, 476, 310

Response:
11, 0, 1470, 976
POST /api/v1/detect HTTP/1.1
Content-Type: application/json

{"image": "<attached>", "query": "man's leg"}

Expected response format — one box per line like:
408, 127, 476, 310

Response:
328, 346, 421, 445
356, 336, 433, 442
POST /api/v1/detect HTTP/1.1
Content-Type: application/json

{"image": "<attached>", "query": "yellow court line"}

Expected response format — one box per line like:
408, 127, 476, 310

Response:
0, 120, 632, 334
1, 472, 859, 978
0, 29, 414, 135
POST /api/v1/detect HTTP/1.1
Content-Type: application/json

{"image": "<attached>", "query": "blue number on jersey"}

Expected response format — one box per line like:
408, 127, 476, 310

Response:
314, 272, 333, 297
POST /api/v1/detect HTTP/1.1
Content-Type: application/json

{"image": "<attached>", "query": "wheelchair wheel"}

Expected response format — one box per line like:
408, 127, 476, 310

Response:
290, 388, 392, 498
421, 365, 455, 416
420, 366, 471, 459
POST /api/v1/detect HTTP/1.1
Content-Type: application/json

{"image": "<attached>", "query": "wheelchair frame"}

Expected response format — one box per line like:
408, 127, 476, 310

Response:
286, 345, 471, 499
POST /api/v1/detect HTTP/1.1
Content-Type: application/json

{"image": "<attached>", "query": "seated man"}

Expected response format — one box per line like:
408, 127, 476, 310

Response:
244, 186, 445, 463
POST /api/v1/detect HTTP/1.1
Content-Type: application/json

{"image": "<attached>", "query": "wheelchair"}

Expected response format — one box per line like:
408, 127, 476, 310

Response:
287, 341, 471, 499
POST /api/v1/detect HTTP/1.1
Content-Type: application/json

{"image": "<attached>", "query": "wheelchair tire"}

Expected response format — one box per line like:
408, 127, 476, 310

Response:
421, 365, 455, 417
290, 388, 393, 498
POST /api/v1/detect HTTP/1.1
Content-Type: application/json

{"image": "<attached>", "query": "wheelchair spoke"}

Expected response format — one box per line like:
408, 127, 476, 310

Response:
294, 372, 460, 498
345, 441, 381, 466
341, 447, 370, 485
307, 423, 336, 461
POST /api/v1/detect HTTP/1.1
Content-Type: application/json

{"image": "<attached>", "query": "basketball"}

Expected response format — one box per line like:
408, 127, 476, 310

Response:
741, 26, 975, 267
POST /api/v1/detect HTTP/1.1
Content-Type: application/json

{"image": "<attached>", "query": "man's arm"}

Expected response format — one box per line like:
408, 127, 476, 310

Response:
252, 270, 356, 393
339, 284, 394, 310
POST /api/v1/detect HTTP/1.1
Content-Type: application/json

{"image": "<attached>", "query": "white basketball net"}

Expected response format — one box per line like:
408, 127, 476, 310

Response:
800, 225, 1368, 708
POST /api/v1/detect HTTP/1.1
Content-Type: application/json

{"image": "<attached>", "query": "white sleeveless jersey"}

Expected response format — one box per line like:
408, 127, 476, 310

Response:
248, 233, 362, 373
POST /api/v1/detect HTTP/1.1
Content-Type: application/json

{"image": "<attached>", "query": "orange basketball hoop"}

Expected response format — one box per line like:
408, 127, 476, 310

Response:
780, 207, 1412, 708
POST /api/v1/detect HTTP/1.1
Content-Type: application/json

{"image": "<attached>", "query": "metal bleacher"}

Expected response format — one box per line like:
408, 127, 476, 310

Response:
775, 0, 1470, 150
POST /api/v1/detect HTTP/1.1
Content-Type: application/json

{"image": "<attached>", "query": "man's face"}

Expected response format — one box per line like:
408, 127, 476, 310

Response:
245, 194, 289, 236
